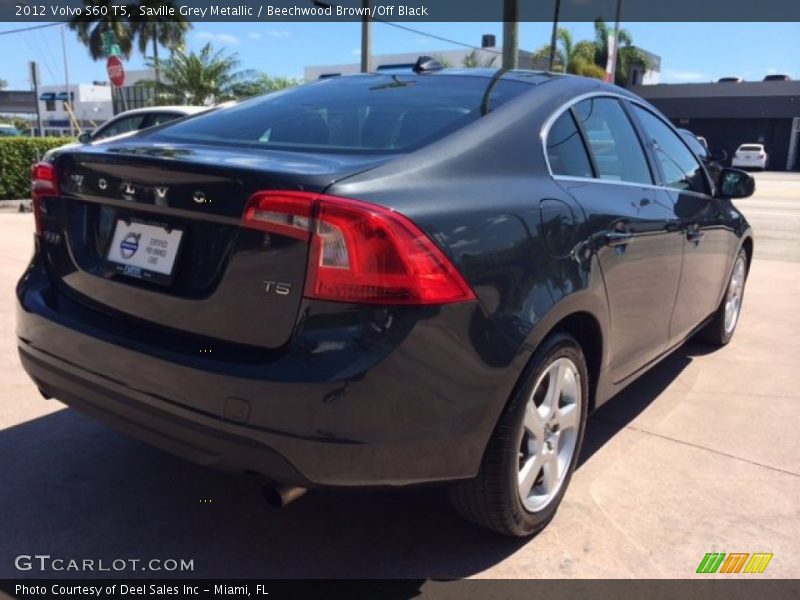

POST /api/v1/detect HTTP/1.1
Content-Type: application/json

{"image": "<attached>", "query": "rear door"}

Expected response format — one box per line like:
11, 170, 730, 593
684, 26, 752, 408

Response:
548, 96, 684, 382
629, 104, 732, 341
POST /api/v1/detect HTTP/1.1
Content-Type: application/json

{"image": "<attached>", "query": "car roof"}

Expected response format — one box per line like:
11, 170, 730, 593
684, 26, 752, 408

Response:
111, 106, 208, 118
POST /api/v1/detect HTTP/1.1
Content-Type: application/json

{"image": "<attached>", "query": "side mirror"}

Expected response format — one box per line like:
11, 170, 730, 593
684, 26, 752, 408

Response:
77, 132, 92, 144
717, 168, 755, 199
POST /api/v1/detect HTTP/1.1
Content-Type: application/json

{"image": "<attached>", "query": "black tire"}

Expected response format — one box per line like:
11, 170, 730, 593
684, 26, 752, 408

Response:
448, 332, 589, 537
697, 248, 748, 346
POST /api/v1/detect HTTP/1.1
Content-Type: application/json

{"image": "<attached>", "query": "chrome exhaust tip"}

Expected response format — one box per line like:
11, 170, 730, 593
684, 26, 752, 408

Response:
262, 484, 307, 508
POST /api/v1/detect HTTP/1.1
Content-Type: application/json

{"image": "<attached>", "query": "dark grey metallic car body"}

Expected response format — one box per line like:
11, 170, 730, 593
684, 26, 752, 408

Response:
17, 70, 753, 492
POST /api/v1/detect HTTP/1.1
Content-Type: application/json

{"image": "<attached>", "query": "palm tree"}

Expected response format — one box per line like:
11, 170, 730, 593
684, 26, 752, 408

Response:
68, 0, 134, 60
531, 29, 605, 79
131, 1, 191, 87
146, 43, 254, 105
590, 18, 649, 86
461, 50, 497, 69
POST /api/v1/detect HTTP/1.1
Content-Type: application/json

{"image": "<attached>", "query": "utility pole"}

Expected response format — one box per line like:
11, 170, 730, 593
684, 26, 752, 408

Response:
360, 0, 371, 72
29, 61, 44, 138
502, 0, 519, 70
607, 0, 623, 83
547, 0, 561, 71
61, 25, 74, 136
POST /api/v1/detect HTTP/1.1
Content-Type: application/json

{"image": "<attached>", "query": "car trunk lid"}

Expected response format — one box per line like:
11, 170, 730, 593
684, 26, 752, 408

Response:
46, 142, 391, 349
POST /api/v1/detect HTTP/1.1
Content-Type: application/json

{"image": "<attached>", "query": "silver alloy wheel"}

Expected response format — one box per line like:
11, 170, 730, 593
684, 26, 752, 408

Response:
724, 255, 746, 335
517, 357, 581, 513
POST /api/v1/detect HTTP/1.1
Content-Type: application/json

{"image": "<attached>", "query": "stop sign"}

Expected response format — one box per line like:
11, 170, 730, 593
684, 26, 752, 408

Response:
107, 56, 125, 87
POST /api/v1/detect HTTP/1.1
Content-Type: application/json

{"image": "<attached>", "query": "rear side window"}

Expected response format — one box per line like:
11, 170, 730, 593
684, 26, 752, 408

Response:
739, 145, 763, 152
149, 112, 183, 127
95, 114, 147, 140
152, 75, 531, 153
546, 111, 593, 178
633, 106, 710, 195
572, 98, 652, 185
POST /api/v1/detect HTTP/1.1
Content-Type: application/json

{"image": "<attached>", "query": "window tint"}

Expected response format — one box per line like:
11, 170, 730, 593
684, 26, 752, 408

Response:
152, 75, 531, 153
95, 114, 147, 140
572, 98, 651, 184
633, 106, 709, 195
546, 111, 593, 177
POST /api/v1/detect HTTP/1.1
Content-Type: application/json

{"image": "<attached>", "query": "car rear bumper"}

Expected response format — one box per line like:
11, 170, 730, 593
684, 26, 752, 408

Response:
16, 256, 518, 488
731, 157, 767, 168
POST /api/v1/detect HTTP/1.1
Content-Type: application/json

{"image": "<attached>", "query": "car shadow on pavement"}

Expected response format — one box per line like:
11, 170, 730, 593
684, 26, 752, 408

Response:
0, 341, 711, 581
580, 340, 713, 466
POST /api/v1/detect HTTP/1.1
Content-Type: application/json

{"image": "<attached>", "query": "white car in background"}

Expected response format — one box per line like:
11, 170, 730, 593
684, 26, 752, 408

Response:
78, 105, 208, 143
731, 143, 769, 170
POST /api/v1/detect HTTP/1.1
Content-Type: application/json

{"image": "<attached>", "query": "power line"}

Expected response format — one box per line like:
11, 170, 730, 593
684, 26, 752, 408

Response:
376, 20, 502, 55
0, 22, 62, 36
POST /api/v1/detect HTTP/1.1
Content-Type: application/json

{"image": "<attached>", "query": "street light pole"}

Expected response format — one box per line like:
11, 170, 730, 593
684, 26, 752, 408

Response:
361, 0, 371, 72
61, 25, 74, 136
502, 0, 519, 70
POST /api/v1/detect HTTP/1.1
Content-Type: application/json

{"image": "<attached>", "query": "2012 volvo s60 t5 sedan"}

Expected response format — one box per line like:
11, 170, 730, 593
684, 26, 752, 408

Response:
17, 64, 754, 536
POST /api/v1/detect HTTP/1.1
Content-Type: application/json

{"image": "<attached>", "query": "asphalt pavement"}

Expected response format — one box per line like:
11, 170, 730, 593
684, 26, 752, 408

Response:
0, 172, 798, 580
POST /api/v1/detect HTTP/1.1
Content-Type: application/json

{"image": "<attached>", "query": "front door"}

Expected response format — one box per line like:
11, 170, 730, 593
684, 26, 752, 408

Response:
629, 105, 733, 341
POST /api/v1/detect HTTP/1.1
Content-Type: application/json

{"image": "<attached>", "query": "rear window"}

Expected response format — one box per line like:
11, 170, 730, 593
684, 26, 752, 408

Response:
151, 74, 531, 153
739, 145, 763, 152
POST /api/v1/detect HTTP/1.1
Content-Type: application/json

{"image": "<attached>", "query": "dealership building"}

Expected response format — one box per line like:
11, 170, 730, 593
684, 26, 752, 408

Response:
630, 80, 800, 171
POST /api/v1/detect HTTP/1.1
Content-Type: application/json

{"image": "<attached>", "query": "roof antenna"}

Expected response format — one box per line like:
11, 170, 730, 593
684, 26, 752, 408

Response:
412, 56, 444, 74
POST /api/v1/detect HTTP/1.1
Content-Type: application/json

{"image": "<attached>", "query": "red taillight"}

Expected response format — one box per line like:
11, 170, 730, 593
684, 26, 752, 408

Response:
242, 191, 476, 306
31, 162, 58, 235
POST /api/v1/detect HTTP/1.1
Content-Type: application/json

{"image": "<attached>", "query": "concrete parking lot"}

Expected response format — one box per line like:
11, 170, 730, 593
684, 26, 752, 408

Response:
0, 172, 798, 581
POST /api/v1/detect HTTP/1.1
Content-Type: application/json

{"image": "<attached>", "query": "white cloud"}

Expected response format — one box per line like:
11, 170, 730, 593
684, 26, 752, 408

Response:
266, 30, 291, 39
350, 48, 361, 56
661, 69, 707, 82
195, 31, 240, 45
248, 32, 262, 40
766, 67, 778, 74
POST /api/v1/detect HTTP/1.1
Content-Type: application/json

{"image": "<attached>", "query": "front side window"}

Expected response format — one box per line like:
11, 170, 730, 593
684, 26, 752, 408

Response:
572, 97, 652, 185
546, 111, 593, 178
633, 106, 709, 195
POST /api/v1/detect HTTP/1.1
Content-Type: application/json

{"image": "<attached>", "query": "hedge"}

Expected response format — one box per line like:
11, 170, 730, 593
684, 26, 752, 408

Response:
0, 137, 75, 200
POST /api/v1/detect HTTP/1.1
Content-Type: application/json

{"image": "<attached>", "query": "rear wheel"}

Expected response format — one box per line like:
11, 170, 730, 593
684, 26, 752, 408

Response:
448, 333, 588, 537
698, 249, 748, 346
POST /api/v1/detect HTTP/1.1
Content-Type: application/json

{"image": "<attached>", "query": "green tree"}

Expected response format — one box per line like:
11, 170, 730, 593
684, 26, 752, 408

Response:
589, 18, 650, 86
68, 0, 134, 60
230, 74, 301, 99
0, 78, 7, 89
131, 1, 191, 88
531, 29, 605, 79
146, 43, 254, 105
461, 50, 497, 68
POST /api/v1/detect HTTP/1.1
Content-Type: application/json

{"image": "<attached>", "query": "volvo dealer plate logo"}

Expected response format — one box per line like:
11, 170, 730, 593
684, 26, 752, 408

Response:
120, 232, 141, 259
98, 178, 108, 190
71, 174, 84, 190
193, 190, 207, 204
155, 186, 169, 202
122, 182, 135, 198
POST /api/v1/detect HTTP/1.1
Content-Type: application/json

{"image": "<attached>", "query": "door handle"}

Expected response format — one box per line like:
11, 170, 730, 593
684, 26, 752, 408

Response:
604, 231, 634, 247
686, 228, 705, 243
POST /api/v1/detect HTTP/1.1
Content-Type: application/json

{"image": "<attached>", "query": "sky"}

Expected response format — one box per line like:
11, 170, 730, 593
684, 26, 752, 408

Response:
0, 20, 798, 90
